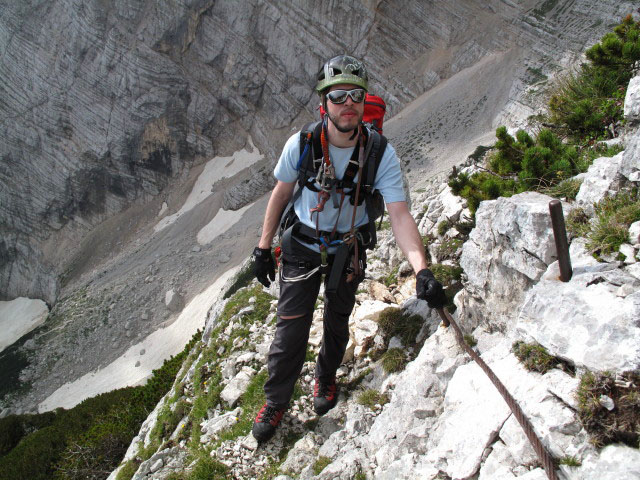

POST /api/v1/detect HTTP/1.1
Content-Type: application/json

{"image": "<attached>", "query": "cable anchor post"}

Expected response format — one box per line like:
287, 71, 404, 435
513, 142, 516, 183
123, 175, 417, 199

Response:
549, 200, 573, 282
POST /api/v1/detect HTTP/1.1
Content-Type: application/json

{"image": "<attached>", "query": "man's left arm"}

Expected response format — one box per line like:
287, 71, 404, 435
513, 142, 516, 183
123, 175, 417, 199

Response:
386, 201, 427, 274
386, 201, 447, 309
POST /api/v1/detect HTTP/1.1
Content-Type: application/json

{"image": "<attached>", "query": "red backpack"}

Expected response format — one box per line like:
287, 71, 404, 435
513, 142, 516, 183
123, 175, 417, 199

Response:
319, 93, 386, 133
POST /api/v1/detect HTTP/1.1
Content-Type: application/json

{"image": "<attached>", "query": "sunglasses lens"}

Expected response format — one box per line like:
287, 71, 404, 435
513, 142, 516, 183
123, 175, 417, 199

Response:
327, 89, 365, 104
350, 89, 365, 102
328, 90, 348, 104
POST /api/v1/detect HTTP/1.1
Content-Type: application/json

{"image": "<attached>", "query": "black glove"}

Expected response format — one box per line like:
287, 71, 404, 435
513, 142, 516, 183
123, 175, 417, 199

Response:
416, 268, 447, 309
253, 247, 275, 287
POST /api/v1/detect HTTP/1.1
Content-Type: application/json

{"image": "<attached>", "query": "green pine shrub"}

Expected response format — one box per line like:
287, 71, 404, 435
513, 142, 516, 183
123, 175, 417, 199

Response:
448, 16, 639, 214
0, 331, 201, 480
549, 15, 640, 141
0, 411, 57, 457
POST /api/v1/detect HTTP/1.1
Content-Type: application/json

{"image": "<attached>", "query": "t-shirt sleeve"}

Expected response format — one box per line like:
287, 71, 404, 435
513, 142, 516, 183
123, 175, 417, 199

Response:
273, 132, 301, 183
374, 143, 406, 204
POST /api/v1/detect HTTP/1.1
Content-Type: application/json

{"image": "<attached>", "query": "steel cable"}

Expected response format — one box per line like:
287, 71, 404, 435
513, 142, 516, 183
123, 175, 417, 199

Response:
437, 308, 559, 480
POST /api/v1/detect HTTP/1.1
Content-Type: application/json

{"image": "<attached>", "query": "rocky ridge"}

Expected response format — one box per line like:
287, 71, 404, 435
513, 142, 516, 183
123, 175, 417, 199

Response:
107, 74, 640, 480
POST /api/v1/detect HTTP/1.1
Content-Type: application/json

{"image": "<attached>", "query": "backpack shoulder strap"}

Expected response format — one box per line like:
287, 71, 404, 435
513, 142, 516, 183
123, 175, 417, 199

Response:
361, 131, 388, 249
364, 130, 387, 188
290, 121, 323, 206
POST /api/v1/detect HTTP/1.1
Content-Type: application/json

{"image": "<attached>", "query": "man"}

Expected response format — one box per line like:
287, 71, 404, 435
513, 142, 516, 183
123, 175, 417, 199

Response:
251, 55, 446, 442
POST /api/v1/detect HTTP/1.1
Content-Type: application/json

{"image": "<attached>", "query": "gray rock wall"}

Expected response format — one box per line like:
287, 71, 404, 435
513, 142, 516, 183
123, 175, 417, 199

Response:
1, 0, 634, 304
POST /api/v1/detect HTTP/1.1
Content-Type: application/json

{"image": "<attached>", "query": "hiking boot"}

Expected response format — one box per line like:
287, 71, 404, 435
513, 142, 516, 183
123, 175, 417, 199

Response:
252, 404, 285, 442
313, 377, 338, 415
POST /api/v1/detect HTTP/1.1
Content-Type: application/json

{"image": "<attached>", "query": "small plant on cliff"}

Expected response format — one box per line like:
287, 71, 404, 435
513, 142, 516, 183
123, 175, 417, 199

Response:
587, 188, 640, 257
463, 334, 477, 348
512, 341, 557, 374
357, 389, 390, 410
559, 456, 582, 467
576, 371, 640, 448
566, 188, 640, 258
376, 308, 425, 347
381, 348, 407, 374
313, 456, 332, 475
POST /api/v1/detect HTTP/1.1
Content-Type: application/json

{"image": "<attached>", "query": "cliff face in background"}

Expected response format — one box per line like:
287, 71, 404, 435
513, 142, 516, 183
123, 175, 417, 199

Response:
1, 0, 635, 304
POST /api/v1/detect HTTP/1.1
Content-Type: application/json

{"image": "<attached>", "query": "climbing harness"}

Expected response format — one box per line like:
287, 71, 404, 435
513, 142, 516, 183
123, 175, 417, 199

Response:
437, 308, 559, 480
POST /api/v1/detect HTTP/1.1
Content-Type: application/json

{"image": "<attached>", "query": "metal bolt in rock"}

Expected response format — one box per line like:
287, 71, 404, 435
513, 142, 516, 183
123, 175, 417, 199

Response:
549, 200, 572, 282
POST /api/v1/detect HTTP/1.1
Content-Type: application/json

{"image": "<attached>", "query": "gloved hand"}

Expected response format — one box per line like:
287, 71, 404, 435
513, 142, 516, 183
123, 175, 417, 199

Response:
416, 268, 447, 309
253, 246, 275, 287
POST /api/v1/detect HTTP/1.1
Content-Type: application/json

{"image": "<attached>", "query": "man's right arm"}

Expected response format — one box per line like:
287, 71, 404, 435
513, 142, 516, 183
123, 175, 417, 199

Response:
258, 180, 296, 249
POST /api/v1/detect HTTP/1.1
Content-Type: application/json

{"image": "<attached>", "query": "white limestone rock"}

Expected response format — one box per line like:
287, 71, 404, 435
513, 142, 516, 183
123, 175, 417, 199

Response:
575, 153, 625, 214
420, 186, 466, 237
478, 440, 518, 480
561, 444, 640, 480
619, 243, 637, 264
350, 300, 392, 357
628, 263, 640, 281
280, 432, 321, 475
422, 354, 512, 479
624, 75, 640, 123
316, 448, 370, 480
621, 132, 640, 183
457, 192, 566, 329
630, 221, 640, 245
366, 329, 465, 471
220, 367, 256, 407
517, 265, 640, 372
132, 446, 186, 480
543, 369, 580, 410
498, 416, 538, 467
200, 407, 242, 442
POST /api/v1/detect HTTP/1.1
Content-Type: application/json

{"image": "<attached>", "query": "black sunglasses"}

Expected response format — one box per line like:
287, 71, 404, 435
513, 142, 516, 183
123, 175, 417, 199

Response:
326, 88, 366, 104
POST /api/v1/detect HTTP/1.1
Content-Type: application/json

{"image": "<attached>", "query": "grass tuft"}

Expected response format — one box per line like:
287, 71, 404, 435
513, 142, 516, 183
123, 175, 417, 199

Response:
587, 189, 640, 257
356, 389, 390, 410
376, 308, 425, 347
559, 455, 582, 467
463, 334, 477, 348
381, 348, 407, 374
312, 456, 332, 475
576, 371, 640, 448
512, 341, 557, 374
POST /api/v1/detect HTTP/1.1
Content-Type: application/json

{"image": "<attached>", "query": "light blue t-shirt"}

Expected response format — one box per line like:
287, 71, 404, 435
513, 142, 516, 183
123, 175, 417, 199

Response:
274, 128, 405, 235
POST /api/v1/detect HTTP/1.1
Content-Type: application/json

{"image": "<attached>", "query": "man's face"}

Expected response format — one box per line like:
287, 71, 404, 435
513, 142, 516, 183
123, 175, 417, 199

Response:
325, 83, 365, 133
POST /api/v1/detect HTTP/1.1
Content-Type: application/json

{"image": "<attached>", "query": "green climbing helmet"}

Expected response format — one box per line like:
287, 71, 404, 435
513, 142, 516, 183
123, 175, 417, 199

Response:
315, 55, 369, 94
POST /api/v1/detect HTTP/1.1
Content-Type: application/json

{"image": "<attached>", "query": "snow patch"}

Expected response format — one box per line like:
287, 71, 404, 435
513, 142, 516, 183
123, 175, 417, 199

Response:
154, 137, 262, 232
38, 267, 239, 412
0, 298, 49, 353
197, 202, 255, 245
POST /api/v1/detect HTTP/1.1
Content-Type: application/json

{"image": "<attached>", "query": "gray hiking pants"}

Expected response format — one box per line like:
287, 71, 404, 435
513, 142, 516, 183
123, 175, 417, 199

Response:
264, 237, 365, 409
